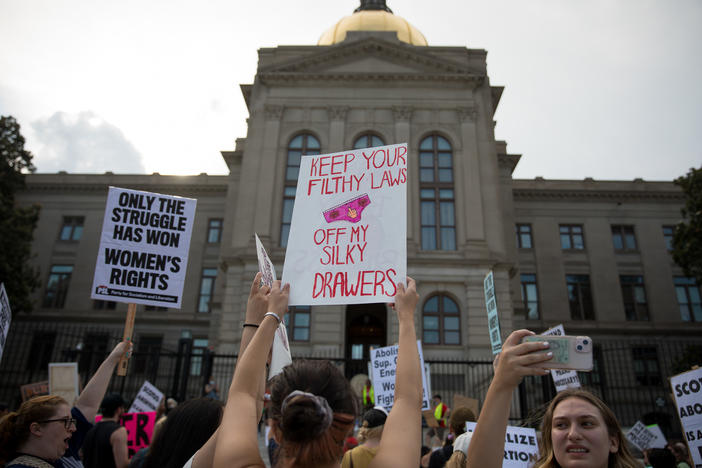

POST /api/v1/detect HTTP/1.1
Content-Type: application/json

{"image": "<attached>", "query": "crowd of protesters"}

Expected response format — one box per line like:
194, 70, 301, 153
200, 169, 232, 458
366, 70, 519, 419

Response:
0, 273, 697, 468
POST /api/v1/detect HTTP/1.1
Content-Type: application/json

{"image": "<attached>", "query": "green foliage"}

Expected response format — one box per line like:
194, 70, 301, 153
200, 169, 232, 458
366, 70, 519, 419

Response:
0, 116, 41, 315
672, 166, 702, 284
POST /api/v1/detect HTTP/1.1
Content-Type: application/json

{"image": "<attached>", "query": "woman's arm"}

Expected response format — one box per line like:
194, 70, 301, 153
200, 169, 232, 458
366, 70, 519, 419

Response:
370, 277, 422, 468
466, 330, 552, 468
213, 280, 289, 468
192, 272, 271, 468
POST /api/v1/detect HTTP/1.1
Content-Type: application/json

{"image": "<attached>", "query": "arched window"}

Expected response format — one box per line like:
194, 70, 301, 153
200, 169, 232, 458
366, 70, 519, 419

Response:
422, 294, 461, 345
281, 134, 321, 247
419, 135, 456, 250
353, 133, 385, 149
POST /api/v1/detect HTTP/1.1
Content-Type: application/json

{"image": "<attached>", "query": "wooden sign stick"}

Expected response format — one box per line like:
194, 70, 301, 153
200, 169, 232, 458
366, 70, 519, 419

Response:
117, 303, 137, 376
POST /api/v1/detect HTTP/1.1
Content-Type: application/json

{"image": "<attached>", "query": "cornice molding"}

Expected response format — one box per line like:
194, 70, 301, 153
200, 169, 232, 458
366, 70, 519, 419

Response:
457, 106, 477, 123
259, 72, 482, 85
513, 188, 684, 202
498, 154, 521, 174
327, 106, 349, 120
24, 182, 228, 194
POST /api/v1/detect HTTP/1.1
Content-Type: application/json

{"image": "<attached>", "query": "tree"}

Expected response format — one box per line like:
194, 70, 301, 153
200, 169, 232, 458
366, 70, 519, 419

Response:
672, 166, 702, 283
0, 115, 41, 315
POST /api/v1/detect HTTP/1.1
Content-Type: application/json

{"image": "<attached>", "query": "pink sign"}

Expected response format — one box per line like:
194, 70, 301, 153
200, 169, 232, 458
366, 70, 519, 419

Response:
96, 411, 157, 457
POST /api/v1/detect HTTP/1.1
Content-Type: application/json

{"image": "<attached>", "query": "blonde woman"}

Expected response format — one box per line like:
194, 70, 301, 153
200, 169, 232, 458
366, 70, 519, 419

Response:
341, 406, 388, 468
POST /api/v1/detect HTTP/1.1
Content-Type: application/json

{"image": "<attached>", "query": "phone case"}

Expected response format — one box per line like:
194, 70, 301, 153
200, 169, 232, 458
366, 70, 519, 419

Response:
522, 335, 593, 371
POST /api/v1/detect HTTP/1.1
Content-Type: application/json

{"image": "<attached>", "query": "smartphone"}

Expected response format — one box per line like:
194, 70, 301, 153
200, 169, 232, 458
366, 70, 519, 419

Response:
522, 335, 593, 371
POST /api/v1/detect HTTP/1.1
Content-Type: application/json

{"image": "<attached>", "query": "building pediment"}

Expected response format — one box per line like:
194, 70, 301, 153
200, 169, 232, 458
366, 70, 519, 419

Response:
258, 37, 484, 85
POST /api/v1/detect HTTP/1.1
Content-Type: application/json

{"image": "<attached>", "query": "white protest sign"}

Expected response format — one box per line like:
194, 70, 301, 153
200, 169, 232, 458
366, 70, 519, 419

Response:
0, 283, 11, 363
484, 270, 502, 354
465, 422, 539, 467
542, 324, 581, 392
670, 367, 702, 466
91, 187, 197, 308
255, 234, 293, 379
371, 340, 430, 411
646, 424, 667, 449
626, 421, 664, 451
281, 143, 407, 305
49, 362, 79, 406
129, 380, 164, 413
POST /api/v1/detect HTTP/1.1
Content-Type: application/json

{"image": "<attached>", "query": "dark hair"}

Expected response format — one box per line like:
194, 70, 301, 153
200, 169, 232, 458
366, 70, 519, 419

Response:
433, 394, 442, 400
143, 397, 223, 468
448, 407, 476, 436
269, 360, 359, 468
534, 389, 639, 468
646, 448, 676, 468
100, 393, 126, 418
0, 395, 68, 464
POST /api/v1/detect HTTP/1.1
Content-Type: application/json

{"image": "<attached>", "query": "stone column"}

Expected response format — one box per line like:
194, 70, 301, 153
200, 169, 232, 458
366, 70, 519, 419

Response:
327, 106, 348, 153
393, 106, 414, 248
457, 106, 486, 246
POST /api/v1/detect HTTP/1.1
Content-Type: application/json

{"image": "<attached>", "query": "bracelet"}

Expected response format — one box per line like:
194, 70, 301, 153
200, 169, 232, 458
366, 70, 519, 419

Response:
263, 312, 282, 324
242, 323, 259, 329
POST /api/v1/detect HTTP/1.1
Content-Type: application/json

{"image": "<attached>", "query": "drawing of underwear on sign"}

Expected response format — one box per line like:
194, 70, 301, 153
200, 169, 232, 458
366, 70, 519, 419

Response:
323, 193, 371, 224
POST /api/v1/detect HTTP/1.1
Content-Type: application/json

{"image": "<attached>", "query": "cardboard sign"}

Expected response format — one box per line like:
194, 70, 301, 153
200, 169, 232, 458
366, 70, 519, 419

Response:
465, 422, 539, 467
626, 421, 666, 451
423, 409, 439, 428
20, 380, 49, 401
484, 271, 502, 354
281, 144, 408, 305
255, 234, 293, 379
128, 380, 164, 413
91, 187, 197, 308
453, 394, 479, 419
542, 324, 581, 392
371, 340, 430, 411
97, 411, 157, 457
670, 367, 702, 466
49, 363, 79, 406
0, 283, 10, 363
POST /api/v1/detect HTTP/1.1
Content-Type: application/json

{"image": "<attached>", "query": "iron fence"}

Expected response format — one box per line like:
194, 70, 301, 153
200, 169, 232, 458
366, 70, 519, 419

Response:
1, 320, 700, 441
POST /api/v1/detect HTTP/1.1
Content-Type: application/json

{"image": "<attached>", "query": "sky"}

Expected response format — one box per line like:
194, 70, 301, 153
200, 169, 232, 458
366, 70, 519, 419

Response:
1, 0, 700, 180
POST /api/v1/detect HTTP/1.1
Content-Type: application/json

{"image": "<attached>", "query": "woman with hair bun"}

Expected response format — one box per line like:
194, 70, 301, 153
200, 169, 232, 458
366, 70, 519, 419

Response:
213, 276, 422, 468
0, 395, 75, 468
341, 406, 388, 468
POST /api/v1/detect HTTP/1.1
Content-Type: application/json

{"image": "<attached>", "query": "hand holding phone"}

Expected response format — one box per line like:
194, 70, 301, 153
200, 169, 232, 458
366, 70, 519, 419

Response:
522, 335, 593, 371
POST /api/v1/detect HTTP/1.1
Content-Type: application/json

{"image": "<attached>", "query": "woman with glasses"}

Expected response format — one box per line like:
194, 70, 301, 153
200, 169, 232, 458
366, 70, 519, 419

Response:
0, 395, 76, 467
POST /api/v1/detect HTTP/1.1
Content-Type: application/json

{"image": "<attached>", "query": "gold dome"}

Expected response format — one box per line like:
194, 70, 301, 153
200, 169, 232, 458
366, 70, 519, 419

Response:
318, 10, 427, 46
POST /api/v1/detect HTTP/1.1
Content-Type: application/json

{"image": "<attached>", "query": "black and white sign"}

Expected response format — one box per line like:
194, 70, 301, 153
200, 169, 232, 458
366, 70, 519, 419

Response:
465, 422, 539, 467
670, 367, 702, 466
91, 187, 197, 308
370, 340, 430, 411
129, 380, 164, 414
626, 421, 666, 451
0, 283, 11, 363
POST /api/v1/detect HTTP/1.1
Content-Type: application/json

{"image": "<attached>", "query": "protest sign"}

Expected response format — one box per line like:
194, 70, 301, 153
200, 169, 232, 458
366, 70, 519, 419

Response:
371, 340, 430, 411
281, 143, 407, 305
91, 187, 197, 309
97, 411, 157, 457
255, 234, 293, 379
542, 324, 581, 392
453, 394, 479, 418
20, 380, 49, 401
626, 421, 666, 451
0, 283, 10, 363
670, 367, 702, 466
49, 363, 79, 406
646, 424, 667, 448
484, 270, 502, 354
465, 422, 539, 467
128, 380, 164, 413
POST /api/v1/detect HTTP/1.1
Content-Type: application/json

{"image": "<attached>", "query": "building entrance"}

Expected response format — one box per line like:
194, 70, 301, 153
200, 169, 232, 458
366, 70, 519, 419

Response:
345, 303, 387, 378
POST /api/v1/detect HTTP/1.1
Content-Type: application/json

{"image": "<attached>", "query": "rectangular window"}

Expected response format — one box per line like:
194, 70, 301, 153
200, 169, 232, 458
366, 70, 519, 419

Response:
78, 333, 109, 374
92, 300, 116, 310
42, 265, 73, 308
674, 276, 702, 322
284, 306, 311, 342
190, 338, 209, 376
662, 226, 674, 251
632, 347, 661, 386
559, 225, 585, 250
198, 268, 218, 313
611, 225, 637, 251
26, 332, 56, 371
133, 335, 162, 375
280, 187, 296, 247
520, 274, 539, 319
566, 275, 594, 320
620, 276, 649, 321
516, 224, 533, 249
420, 189, 456, 251
207, 218, 223, 243
59, 216, 84, 241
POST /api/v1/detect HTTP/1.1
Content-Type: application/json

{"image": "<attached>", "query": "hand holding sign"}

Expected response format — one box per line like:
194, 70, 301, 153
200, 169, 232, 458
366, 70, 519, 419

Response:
246, 272, 270, 325
494, 330, 552, 389
393, 276, 419, 321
